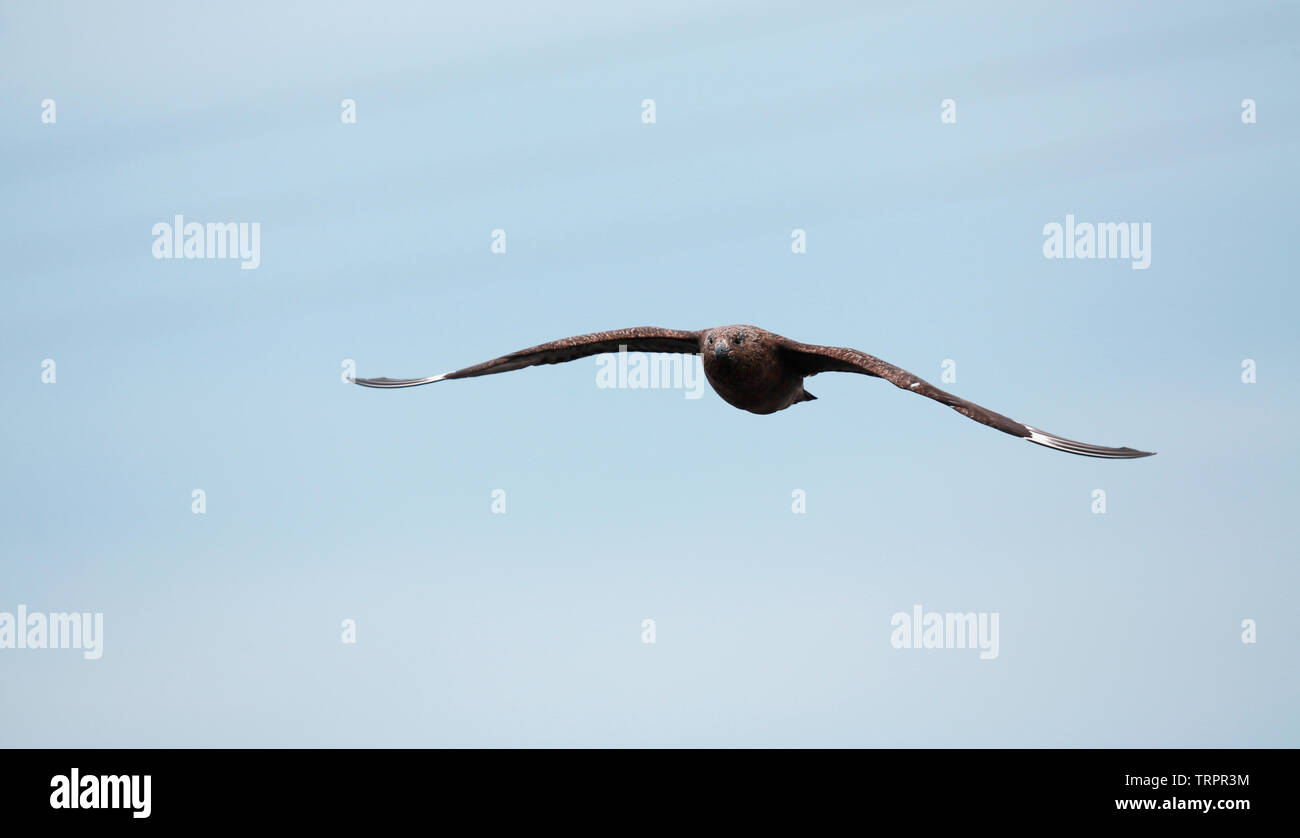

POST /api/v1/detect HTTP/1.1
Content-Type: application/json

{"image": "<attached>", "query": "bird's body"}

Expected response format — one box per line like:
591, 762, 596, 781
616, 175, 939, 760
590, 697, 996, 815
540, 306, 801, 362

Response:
699, 325, 814, 414
353, 324, 1155, 459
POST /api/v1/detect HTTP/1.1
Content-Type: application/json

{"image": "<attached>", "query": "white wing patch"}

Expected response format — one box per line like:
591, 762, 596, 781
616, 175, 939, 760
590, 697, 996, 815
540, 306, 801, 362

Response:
1025, 426, 1053, 445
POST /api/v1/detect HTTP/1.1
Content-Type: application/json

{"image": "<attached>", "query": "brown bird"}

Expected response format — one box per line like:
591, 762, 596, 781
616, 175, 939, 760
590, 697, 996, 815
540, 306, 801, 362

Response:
353, 325, 1154, 459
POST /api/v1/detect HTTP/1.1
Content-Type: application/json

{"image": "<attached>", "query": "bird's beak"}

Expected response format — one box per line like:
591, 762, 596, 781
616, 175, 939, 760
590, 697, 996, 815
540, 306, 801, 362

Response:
713, 342, 730, 358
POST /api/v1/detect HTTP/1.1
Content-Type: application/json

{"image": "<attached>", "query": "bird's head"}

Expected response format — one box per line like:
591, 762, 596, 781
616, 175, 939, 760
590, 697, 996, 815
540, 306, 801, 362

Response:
704, 325, 765, 364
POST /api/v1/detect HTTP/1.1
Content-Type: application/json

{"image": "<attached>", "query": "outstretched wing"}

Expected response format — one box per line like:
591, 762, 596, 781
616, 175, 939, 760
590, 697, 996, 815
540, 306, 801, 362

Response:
778, 339, 1154, 459
352, 327, 701, 388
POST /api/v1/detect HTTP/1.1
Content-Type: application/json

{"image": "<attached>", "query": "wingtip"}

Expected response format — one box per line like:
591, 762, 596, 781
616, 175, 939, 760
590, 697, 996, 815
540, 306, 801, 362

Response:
1023, 426, 1157, 460
351, 373, 449, 389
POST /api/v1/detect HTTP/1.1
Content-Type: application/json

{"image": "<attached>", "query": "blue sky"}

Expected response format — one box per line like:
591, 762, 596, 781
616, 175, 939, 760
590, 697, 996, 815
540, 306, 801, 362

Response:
1, 0, 1297, 746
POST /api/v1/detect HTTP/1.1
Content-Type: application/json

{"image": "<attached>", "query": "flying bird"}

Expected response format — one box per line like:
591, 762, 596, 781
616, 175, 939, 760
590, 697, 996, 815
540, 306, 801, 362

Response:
352, 325, 1154, 459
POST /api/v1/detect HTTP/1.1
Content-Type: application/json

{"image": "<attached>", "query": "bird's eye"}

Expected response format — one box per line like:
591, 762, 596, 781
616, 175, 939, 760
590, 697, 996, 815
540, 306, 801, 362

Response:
707, 335, 714, 345
734, 333, 744, 344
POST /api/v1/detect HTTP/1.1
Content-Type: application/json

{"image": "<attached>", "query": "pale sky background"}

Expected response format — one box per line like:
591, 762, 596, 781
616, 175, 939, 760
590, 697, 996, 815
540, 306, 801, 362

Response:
1, 0, 1297, 746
